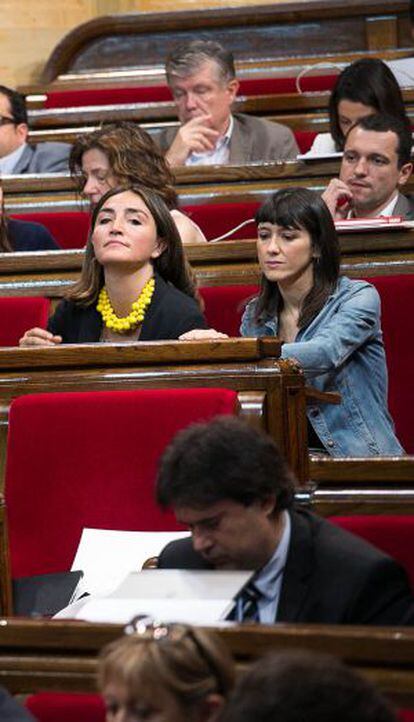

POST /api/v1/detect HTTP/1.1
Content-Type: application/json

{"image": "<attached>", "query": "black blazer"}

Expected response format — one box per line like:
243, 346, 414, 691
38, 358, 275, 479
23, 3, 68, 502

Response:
8, 218, 59, 252
48, 273, 207, 343
158, 508, 414, 626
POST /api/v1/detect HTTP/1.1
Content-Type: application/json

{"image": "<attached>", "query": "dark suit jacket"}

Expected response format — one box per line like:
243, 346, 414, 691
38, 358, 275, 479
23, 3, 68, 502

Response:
8, 218, 59, 252
157, 113, 299, 164
158, 508, 414, 626
48, 273, 207, 343
12, 142, 71, 174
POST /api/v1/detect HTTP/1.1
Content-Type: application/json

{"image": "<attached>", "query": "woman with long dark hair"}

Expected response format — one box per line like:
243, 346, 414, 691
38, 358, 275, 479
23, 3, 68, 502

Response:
240, 187, 402, 456
304, 58, 409, 157
19, 185, 206, 346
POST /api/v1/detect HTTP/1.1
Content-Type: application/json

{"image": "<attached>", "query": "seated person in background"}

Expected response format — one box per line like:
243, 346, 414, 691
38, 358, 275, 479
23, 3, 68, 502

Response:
70, 122, 207, 244
221, 650, 396, 722
99, 621, 234, 722
322, 114, 414, 219
304, 58, 408, 157
157, 39, 299, 166
0, 188, 58, 251
182, 187, 403, 457
0, 686, 35, 722
156, 416, 414, 625
0, 85, 70, 174
19, 185, 206, 346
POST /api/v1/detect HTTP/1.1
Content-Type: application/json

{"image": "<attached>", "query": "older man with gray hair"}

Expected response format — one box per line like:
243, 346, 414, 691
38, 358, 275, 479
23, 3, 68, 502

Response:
157, 39, 298, 166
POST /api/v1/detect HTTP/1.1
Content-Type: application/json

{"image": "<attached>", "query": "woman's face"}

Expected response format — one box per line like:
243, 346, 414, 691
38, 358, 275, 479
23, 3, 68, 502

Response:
92, 190, 163, 269
81, 148, 118, 206
256, 222, 315, 291
337, 99, 376, 138
103, 681, 184, 722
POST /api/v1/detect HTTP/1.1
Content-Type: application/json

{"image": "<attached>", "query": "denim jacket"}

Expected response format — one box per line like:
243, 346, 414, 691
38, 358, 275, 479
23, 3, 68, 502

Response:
240, 276, 403, 457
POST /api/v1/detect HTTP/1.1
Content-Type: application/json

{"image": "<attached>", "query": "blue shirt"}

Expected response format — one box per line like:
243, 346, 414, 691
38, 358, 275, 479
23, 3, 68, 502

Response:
240, 276, 403, 457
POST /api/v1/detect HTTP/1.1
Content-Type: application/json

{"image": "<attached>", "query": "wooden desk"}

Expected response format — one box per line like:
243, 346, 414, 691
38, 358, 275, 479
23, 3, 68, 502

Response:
38, 1, 410, 84
0, 339, 309, 485
0, 619, 413, 704
0, 229, 413, 302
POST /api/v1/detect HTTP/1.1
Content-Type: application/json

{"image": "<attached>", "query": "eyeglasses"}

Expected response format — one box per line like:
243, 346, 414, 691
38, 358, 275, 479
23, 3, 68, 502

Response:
124, 616, 225, 693
0, 115, 16, 126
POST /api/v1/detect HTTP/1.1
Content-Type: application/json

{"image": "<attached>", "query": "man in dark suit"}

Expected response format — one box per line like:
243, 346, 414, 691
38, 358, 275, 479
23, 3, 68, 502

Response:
157, 40, 298, 167
156, 416, 414, 625
322, 113, 414, 220
0, 85, 70, 174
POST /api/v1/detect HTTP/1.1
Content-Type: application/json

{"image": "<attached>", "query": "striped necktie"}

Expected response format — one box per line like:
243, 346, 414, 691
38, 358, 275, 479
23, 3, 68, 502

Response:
239, 582, 261, 622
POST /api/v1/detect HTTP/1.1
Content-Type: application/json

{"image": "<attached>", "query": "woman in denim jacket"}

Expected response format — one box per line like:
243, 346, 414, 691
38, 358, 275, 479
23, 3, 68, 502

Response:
240, 187, 403, 457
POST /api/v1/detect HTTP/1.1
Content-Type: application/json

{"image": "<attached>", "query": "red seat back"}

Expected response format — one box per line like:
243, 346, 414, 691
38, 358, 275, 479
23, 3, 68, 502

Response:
11, 212, 90, 250
366, 275, 414, 452
183, 202, 259, 241
42, 75, 337, 108
0, 297, 50, 346
5, 388, 238, 577
200, 285, 259, 336
294, 130, 318, 153
26, 693, 105, 722
331, 515, 414, 591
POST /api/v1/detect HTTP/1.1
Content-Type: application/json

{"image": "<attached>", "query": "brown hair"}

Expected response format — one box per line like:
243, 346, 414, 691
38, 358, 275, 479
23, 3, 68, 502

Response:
69, 122, 178, 209
98, 625, 235, 717
67, 185, 200, 307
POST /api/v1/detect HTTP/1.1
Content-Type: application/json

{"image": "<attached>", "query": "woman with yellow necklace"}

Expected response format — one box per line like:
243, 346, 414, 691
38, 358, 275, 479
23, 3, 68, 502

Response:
19, 186, 206, 346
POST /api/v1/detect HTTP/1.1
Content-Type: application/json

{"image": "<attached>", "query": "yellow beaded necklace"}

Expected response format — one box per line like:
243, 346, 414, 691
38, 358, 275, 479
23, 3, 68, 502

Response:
97, 277, 155, 333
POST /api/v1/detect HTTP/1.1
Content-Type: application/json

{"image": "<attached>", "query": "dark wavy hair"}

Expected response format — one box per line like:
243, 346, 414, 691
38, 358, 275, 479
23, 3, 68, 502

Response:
69, 122, 178, 209
254, 187, 340, 329
156, 416, 296, 512
329, 58, 408, 150
67, 185, 200, 307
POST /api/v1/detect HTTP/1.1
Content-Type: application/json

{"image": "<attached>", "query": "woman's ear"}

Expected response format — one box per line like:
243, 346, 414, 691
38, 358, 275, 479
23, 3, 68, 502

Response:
198, 693, 225, 722
151, 238, 167, 259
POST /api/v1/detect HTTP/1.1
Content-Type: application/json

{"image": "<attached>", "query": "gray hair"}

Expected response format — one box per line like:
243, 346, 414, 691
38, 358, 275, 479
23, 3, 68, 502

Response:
165, 39, 236, 84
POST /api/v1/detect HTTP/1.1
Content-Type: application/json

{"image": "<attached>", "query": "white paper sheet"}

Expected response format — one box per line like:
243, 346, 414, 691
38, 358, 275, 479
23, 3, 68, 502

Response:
59, 598, 234, 625
71, 528, 190, 597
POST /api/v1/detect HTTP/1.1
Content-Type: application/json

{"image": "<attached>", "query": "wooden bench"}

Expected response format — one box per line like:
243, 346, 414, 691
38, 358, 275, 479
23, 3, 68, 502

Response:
1, 229, 414, 301
0, 339, 312, 486
0, 619, 413, 705
37, 1, 410, 84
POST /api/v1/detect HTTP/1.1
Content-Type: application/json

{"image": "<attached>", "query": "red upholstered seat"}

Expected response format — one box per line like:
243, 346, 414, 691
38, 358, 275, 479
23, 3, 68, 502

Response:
26, 693, 105, 722
11, 204, 259, 248
0, 297, 50, 346
5, 388, 238, 577
11, 212, 90, 250
366, 275, 414, 453
294, 130, 318, 154
42, 75, 337, 108
330, 516, 414, 591
200, 285, 258, 336
182, 202, 260, 241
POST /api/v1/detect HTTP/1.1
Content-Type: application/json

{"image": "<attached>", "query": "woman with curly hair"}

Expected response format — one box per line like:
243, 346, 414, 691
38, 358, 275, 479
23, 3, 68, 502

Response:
70, 122, 206, 244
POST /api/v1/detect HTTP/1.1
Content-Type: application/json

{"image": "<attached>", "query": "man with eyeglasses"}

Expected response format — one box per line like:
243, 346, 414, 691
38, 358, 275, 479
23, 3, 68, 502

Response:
322, 113, 414, 220
0, 85, 70, 174
156, 416, 414, 626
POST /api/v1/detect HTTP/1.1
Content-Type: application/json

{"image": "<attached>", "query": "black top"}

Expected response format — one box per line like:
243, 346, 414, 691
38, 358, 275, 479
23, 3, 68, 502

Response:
7, 218, 59, 252
48, 272, 207, 343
